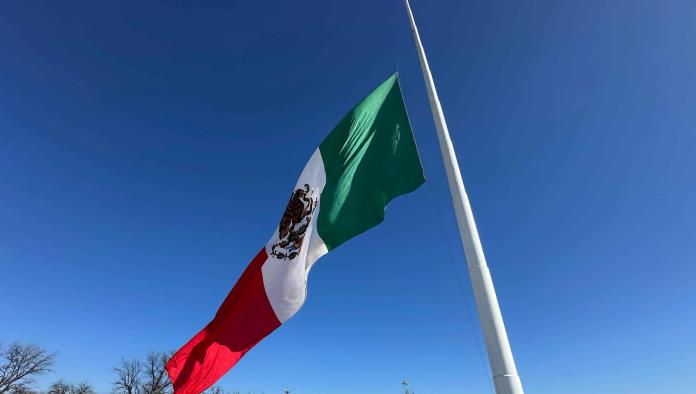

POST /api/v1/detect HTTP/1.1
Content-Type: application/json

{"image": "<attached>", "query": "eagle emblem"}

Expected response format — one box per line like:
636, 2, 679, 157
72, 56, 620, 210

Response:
270, 184, 317, 261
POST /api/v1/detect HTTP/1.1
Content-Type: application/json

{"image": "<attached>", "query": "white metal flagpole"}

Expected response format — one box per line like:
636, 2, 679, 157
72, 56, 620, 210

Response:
402, 1, 524, 393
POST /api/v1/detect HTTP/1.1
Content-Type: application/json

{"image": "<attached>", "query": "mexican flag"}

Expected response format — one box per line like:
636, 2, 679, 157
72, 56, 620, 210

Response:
166, 74, 425, 393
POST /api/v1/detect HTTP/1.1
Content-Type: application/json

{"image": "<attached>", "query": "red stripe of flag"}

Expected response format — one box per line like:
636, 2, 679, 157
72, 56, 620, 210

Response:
166, 248, 281, 394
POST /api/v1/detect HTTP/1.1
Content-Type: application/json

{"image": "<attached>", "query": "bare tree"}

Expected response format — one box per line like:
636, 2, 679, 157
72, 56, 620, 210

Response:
8, 388, 39, 394
70, 382, 95, 394
0, 342, 55, 393
48, 380, 95, 394
113, 359, 142, 394
140, 352, 171, 394
47, 380, 71, 394
205, 387, 225, 394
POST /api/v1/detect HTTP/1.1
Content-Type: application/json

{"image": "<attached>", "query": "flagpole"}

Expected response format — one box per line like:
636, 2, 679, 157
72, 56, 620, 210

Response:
401, 1, 524, 393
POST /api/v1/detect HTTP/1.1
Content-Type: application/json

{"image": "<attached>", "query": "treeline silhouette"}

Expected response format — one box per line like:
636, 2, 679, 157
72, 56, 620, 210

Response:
0, 342, 246, 394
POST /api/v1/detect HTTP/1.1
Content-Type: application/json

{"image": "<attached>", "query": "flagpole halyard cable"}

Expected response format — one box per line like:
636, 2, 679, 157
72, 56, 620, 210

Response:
423, 177, 496, 394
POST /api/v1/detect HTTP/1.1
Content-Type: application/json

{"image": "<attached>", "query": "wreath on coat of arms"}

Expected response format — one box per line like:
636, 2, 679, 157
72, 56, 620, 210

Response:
270, 184, 317, 261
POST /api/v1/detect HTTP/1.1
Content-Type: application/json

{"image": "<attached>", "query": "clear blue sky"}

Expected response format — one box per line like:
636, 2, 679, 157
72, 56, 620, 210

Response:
1, 1, 695, 393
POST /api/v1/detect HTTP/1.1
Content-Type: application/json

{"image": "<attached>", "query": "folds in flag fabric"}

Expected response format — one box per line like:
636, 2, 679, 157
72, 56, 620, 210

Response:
166, 74, 425, 393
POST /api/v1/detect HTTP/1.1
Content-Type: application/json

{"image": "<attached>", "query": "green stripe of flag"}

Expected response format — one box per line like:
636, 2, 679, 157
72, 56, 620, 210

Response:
317, 74, 425, 250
